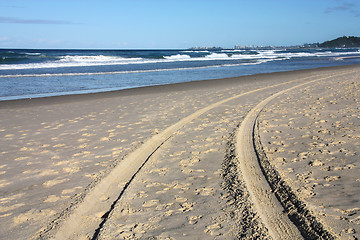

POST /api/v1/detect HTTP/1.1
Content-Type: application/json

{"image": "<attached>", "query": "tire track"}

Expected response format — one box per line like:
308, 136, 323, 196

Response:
47, 72, 348, 239
234, 72, 354, 239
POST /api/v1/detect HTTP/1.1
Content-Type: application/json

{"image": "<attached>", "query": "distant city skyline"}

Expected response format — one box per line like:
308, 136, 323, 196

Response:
1, 0, 360, 49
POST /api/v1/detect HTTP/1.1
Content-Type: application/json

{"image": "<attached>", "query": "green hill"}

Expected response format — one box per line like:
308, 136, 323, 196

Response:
319, 36, 360, 48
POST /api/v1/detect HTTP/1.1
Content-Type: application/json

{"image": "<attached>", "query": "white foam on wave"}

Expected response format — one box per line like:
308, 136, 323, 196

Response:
163, 54, 191, 60
0, 55, 149, 70
1, 49, 359, 71
0, 53, 232, 70
205, 53, 229, 59
0, 60, 270, 79
23, 52, 42, 56
58, 54, 146, 64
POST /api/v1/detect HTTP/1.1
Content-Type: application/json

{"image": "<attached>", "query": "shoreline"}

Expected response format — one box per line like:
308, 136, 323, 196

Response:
1, 63, 360, 106
0, 64, 359, 239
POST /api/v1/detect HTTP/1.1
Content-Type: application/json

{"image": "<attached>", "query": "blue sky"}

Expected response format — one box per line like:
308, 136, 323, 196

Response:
1, 0, 359, 49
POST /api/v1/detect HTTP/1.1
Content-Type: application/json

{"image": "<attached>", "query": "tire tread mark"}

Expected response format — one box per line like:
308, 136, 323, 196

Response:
48, 73, 348, 239
234, 72, 353, 239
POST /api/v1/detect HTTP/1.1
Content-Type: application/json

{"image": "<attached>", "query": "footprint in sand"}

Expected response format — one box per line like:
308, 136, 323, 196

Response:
0, 179, 11, 188
179, 158, 200, 168
133, 191, 148, 199
14, 156, 30, 161
308, 159, 324, 167
62, 167, 80, 174
61, 187, 82, 195
195, 187, 215, 196
100, 137, 110, 142
340, 208, 359, 217
0, 203, 25, 213
43, 178, 69, 187
181, 168, 194, 174
205, 223, 223, 236
19, 147, 34, 152
175, 197, 187, 203
77, 143, 89, 149
53, 144, 66, 148
155, 203, 174, 211
178, 202, 196, 212
150, 168, 169, 176
324, 175, 341, 182
44, 195, 62, 203
82, 133, 95, 137
188, 215, 203, 224
12, 209, 56, 226
169, 151, 186, 157
148, 216, 162, 223
38, 169, 59, 176
142, 200, 159, 208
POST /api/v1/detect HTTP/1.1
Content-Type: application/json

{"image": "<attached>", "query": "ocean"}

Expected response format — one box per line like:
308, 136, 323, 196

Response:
1, 48, 360, 101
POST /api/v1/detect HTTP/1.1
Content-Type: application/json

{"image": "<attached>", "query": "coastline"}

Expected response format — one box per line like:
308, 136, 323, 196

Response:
1, 63, 359, 105
1, 57, 360, 102
0, 64, 359, 239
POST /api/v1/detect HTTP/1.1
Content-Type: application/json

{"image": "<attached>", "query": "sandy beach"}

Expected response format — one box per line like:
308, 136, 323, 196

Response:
0, 64, 359, 239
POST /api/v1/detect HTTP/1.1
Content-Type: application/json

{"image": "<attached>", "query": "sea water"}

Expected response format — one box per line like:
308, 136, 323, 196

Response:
1, 48, 360, 101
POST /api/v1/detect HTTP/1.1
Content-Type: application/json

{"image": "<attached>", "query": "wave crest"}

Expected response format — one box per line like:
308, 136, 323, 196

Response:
1, 49, 359, 71
163, 54, 191, 60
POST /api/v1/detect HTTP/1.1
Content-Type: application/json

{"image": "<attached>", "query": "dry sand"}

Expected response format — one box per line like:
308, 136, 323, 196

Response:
258, 71, 360, 239
0, 64, 359, 239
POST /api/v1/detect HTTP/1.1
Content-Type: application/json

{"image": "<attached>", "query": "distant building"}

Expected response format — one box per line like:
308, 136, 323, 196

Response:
234, 45, 274, 50
189, 46, 223, 50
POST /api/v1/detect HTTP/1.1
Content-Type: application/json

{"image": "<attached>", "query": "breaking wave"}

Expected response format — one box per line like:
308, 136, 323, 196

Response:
1, 48, 359, 72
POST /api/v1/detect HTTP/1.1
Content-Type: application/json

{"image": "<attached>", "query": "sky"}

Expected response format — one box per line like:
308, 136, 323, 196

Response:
0, 0, 359, 49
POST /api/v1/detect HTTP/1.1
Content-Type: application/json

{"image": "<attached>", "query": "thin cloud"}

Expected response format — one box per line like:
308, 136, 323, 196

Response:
3, 5, 25, 9
0, 36, 10, 41
325, 1, 360, 17
0, 16, 80, 25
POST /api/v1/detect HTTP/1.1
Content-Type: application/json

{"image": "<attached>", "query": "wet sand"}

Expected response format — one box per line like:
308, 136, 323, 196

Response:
0, 64, 359, 239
